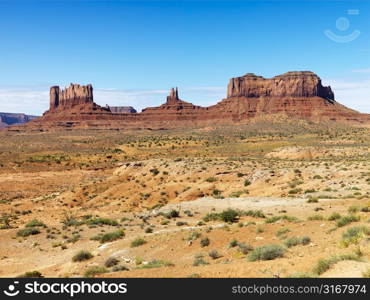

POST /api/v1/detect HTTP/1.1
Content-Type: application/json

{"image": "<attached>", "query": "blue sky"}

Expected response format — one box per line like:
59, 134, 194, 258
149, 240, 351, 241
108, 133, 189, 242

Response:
0, 0, 369, 115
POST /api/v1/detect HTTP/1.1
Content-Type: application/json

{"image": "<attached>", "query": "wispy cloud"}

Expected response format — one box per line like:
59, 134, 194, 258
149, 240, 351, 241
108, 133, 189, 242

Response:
0, 87, 49, 115
324, 78, 370, 113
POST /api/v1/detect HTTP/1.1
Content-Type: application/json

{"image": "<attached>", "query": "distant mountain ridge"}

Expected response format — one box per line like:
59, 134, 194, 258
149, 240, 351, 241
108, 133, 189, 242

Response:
0, 112, 39, 128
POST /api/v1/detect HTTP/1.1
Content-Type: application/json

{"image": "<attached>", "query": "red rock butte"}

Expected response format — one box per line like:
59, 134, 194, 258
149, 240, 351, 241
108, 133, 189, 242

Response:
13, 71, 370, 130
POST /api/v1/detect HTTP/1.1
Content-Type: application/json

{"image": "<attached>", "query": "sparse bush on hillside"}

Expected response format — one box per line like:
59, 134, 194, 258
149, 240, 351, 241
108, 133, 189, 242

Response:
244, 179, 251, 186
112, 265, 129, 272
307, 197, 319, 203
248, 244, 286, 261
163, 210, 180, 219
313, 254, 362, 275
341, 226, 370, 246
193, 255, 209, 266
200, 237, 210, 247
61, 212, 81, 227
284, 236, 311, 248
240, 210, 265, 218
17, 271, 43, 278
25, 219, 46, 228
308, 214, 324, 221
131, 237, 147, 248
187, 231, 201, 241
208, 249, 221, 259
17, 228, 40, 237
84, 266, 108, 277
265, 215, 299, 224
276, 227, 290, 237
328, 212, 341, 221
336, 215, 360, 227
85, 217, 118, 226
219, 209, 239, 223
205, 177, 217, 183
91, 229, 125, 243
238, 243, 253, 255
105, 257, 120, 268
137, 259, 174, 269
229, 239, 238, 248
72, 250, 93, 262
348, 206, 360, 213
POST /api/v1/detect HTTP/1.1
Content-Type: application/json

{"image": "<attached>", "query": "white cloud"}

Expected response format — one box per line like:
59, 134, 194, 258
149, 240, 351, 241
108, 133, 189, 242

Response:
0, 87, 49, 115
324, 78, 370, 113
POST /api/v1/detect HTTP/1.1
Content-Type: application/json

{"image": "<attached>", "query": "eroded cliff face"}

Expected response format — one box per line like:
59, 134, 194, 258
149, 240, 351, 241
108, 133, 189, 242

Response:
141, 88, 206, 120
49, 84, 94, 111
227, 71, 335, 100
15, 72, 370, 130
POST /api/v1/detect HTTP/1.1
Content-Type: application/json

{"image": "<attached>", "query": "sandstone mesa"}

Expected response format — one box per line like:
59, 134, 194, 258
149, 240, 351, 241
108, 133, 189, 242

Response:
12, 71, 370, 130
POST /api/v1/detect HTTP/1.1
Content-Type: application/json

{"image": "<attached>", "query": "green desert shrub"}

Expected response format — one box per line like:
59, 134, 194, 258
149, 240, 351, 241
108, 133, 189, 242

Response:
26, 219, 46, 228
241, 210, 265, 218
276, 227, 290, 237
348, 206, 360, 213
137, 259, 174, 269
187, 231, 201, 241
284, 236, 311, 248
336, 215, 360, 227
307, 197, 319, 203
72, 250, 93, 262
244, 179, 251, 186
112, 265, 129, 272
265, 215, 299, 224
84, 266, 108, 277
85, 217, 118, 226
238, 243, 253, 255
131, 237, 147, 248
229, 239, 239, 248
91, 229, 125, 243
208, 249, 221, 259
328, 212, 341, 221
219, 209, 239, 223
17, 271, 43, 278
248, 244, 286, 261
308, 214, 324, 221
205, 177, 217, 183
17, 228, 40, 237
105, 257, 120, 268
163, 210, 180, 219
341, 226, 370, 247
193, 255, 209, 266
200, 237, 210, 247
313, 254, 361, 275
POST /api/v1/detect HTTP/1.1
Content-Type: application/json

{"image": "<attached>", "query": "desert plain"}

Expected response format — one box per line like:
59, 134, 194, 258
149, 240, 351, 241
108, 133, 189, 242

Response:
0, 120, 369, 278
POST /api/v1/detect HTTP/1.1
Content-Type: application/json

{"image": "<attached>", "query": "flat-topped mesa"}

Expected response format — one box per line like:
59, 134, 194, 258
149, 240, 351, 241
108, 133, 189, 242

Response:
107, 105, 137, 113
227, 71, 335, 100
166, 87, 180, 104
49, 83, 94, 111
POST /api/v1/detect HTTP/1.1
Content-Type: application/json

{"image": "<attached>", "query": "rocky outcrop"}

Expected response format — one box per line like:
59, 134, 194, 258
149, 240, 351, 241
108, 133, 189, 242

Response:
141, 88, 206, 121
227, 71, 335, 99
107, 106, 137, 113
49, 84, 94, 111
166, 87, 179, 104
13, 71, 370, 131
